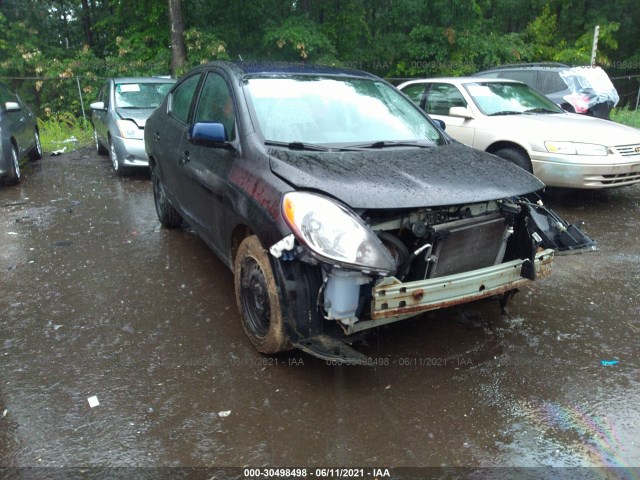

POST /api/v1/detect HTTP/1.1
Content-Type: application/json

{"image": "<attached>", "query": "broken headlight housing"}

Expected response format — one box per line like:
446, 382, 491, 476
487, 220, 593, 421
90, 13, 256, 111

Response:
282, 192, 396, 275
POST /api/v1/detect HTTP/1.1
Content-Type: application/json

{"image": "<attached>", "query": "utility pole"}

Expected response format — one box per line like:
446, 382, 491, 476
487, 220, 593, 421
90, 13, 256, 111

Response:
590, 25, 600, 67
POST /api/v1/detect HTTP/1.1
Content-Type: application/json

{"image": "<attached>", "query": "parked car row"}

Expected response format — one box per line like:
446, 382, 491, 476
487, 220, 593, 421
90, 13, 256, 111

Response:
4, 62, 632, 364
144, 61, 596, 363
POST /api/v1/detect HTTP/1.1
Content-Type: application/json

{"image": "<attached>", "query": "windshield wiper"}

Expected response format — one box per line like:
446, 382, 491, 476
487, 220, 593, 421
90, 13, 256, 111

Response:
488, 111, 523, 116
264, 140, 331, 151
523, 107, 561, 114
344, 140, 435, 149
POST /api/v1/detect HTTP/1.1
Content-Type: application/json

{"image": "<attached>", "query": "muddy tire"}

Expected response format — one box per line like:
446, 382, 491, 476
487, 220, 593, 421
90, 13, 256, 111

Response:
3, 143, 21, 186
152, 166, 182, 228
234, 235, 291, 354
109, 137, 129, 176
94, 129, 107, 155
494, 147, 533, 173
28, 130, 43, 160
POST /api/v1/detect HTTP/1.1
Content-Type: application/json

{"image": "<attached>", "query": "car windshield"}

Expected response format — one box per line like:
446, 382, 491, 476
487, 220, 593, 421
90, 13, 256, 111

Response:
464, 82, 564, 116
243, 75, 443, 146
114, 82, 174, 109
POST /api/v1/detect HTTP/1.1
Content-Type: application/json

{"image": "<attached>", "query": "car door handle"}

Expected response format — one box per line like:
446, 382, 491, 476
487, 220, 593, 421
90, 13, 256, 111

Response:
154, 131, 160, 142
180, 151, 190, 165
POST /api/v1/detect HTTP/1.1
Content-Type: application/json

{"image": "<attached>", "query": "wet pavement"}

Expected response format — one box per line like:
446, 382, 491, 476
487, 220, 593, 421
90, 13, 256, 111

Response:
1, 150, 639, 475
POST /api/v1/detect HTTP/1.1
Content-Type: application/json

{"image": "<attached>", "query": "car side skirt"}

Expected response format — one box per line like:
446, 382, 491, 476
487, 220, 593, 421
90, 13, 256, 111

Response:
345, 249, 554, 335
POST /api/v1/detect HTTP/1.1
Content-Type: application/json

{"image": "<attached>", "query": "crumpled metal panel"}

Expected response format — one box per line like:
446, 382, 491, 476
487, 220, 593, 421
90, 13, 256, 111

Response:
345, 249, 554, 334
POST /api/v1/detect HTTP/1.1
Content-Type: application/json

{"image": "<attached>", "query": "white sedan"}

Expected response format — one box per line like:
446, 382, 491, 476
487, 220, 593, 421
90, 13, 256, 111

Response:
398, 77, 640, 189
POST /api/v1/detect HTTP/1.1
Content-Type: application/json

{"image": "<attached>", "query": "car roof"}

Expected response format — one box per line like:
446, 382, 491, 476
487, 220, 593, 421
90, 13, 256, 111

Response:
111, 77, 176, 84
479, 62, 570, 71
399, 77, 522, 87
192, 60, 379, 79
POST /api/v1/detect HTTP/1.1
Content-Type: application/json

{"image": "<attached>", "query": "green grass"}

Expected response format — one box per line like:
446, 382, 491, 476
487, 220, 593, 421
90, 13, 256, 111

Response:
610, 107, 640, 129
37, 113, 94, 153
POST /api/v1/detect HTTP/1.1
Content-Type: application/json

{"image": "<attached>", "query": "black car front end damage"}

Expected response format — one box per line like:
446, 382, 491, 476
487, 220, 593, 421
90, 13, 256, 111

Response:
269, 193, 595, 363
146, 61, 596, 364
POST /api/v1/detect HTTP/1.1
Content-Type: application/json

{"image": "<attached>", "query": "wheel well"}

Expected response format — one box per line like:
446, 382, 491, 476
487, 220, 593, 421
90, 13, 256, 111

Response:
486, 141, 529, 159
230, 225, 255, 265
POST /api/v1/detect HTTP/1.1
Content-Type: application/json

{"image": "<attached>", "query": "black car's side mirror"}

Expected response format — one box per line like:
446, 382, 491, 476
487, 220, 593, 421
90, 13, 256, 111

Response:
188, 122, 230, 148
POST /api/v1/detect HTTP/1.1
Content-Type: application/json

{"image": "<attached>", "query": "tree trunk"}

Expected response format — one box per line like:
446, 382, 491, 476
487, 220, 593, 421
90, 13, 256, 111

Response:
168, 0, 187, 75
80, 0, 94, 47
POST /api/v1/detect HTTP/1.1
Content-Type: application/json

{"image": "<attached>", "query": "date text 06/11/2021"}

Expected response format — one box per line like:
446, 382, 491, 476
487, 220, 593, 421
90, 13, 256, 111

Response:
243, 467, 391, 478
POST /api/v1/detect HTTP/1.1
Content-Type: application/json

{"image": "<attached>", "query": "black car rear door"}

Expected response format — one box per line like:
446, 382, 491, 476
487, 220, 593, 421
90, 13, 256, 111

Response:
154, 73, 203, 216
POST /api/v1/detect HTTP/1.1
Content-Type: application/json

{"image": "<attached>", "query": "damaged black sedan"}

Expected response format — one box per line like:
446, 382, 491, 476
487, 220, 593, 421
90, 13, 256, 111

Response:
145, 61, 594, 363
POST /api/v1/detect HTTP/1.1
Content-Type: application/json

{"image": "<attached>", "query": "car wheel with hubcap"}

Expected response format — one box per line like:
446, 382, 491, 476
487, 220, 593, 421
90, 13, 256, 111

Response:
234, 235, 291, 354
493, 148, 533, 173
3, 144, 21, 186
94, 129, 107, 155
29, 130, 43, 160
152, 166, 183, 228
109, 137, 128, 176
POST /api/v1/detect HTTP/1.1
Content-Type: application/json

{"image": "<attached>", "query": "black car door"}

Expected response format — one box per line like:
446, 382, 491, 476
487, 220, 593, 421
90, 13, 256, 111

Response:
177, 70, 237, 257
153, 73, 203, 216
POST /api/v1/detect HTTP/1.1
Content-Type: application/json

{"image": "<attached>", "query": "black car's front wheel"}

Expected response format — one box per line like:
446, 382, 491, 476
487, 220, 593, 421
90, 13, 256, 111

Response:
152, 166, 183, 228
234, 235, 291, 354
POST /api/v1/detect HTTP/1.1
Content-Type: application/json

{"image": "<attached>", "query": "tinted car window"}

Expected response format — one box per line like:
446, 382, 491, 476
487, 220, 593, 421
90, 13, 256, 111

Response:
498, 70, 537, 87
537, 71, 568, 94
424, 83, 467, 116
0, 83, 16, 104
97, 83, 108, 106
194, 73, 236, 140
170, 74, 201, 123
401, 83, 427, 106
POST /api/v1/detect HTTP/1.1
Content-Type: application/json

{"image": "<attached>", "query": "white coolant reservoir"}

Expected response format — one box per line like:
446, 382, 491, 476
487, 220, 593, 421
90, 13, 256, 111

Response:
323, 269, 371, 325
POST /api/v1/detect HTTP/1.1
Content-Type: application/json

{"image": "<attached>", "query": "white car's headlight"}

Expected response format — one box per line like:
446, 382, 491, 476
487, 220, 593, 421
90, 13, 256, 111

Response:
282, 192, 396, 275
545, 141, 608, 156
115, 119, 143, 140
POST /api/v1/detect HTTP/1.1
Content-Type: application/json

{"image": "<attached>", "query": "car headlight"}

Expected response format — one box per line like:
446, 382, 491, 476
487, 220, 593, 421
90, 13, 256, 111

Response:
115, 119, 143, 140
545, 141, 608, 156
282, 191, 396, 275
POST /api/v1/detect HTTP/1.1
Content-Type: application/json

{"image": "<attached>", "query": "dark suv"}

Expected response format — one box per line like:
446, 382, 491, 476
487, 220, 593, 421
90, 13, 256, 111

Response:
474, 63, 616, 118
